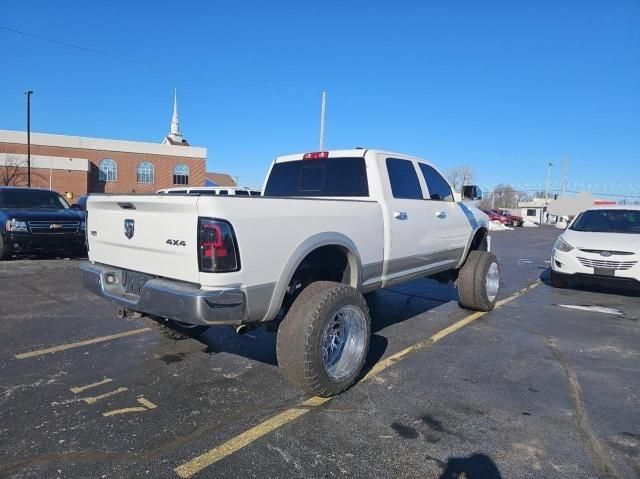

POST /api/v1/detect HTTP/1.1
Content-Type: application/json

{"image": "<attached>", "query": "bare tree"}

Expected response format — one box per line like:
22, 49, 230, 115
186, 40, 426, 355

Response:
478, 195, 492, 211
446, 166, 475, 192
0, 155, 27, 186
492, 184, 518, 209
517, 191, 532, 202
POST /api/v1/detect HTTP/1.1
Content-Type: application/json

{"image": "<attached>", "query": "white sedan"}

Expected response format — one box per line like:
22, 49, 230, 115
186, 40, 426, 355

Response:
551, 205, 640, 289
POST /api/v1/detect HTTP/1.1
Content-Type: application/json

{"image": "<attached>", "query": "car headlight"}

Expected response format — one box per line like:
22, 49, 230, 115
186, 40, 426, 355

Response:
555, 237, 573, 252
80, 221, 86, 230
6, 219, 28, 232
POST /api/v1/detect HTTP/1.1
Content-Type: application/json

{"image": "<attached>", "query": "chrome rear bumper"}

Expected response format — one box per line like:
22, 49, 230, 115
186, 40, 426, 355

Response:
79, 261, 245, 325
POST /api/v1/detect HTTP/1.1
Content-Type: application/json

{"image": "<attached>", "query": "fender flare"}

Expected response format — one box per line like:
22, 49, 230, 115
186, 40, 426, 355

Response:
261, 232, 362, 322
458, 224, 489, 269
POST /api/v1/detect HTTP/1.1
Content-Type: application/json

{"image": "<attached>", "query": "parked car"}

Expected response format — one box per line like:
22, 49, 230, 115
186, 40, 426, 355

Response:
496, 209, 524, 227
551, 205, 640, 289
156, 186, 261, 196
0, 187, 86, 260
80, 149, 497, 396
481, 209, 508, 224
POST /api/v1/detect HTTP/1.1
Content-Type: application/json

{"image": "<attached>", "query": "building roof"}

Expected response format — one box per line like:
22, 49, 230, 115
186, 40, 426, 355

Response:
518, 202, 547, 208
0, 129, 206, 159
205, 172, 237, 187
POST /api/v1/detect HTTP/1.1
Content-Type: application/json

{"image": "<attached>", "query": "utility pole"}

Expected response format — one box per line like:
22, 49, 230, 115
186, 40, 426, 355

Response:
25, 90, 33, 187
560, 155, 568, 197
319, 91, 327, 151
545, 161, 553, 201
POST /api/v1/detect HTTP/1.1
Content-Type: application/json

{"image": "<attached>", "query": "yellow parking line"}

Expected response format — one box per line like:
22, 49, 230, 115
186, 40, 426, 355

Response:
175, 397, 330, 478
175, 280, 541, 478
70, 378, 113, 394
80, 387, 128, 405
103, 407, 147, 417
137, 396, 158, 409
14, 328, 152, 359
102, 396, 158, 417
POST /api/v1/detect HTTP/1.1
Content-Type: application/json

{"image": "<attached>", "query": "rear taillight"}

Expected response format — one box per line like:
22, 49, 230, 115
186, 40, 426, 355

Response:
198, 218, 240, 272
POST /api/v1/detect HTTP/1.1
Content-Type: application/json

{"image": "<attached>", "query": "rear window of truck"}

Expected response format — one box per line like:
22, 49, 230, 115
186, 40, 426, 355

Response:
264, 158, 369, 197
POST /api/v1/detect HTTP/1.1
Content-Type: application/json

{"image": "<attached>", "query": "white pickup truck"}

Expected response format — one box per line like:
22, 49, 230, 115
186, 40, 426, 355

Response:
80, 149, 497, 396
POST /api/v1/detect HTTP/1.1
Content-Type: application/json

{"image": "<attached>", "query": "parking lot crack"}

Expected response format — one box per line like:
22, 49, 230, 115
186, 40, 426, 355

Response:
545, 338, 622, 479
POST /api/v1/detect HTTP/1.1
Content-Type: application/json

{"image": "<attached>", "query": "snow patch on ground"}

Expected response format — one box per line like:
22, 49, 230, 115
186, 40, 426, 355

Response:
555, 220, 568, 229
522, 220, 539, 227
489, 220, 513, 231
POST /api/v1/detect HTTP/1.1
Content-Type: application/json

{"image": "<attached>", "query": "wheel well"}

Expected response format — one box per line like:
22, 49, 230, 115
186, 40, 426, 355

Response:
291, 245, 353, 288
452, 227, 488, 279
278, 245, 355, 319
469, 227, 489, 253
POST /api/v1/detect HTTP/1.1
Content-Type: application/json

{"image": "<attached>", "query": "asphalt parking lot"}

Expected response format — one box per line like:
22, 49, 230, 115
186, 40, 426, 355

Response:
1, 226, 639, 479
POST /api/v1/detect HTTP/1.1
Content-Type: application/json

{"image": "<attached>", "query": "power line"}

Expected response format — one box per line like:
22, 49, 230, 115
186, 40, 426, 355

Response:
0, 25, 317, 97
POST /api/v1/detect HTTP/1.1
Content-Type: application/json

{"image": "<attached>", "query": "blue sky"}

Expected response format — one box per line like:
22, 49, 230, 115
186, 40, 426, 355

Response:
1, 0, 639, 195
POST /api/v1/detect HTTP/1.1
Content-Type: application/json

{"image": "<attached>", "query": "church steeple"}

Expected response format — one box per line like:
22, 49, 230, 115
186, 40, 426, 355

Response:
163, 89, 189, 145
171, 89, 180, 137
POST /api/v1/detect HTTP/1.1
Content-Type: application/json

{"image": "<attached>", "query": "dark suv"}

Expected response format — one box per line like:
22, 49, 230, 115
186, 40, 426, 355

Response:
0, 187, 86, 260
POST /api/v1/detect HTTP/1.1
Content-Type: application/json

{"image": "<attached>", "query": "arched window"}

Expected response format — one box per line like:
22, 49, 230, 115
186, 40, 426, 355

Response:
98, 159, 117, 182
136, 162, 154, 184
173, 164, 189, 185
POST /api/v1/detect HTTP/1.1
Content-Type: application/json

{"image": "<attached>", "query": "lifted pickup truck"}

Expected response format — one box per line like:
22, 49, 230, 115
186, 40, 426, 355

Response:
80, 149, 497, 396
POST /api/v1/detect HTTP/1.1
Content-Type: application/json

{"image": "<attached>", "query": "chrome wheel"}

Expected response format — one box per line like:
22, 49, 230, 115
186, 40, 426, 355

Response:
321, 304, 367, 381
486, 262, 500, 302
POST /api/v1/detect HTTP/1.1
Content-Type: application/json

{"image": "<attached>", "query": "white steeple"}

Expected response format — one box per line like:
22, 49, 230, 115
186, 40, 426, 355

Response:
170, 89, 180, 137
163, 89, 187, 145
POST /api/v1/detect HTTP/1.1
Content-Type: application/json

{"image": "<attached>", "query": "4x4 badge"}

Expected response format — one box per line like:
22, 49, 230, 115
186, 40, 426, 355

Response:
124, 219, 135, 239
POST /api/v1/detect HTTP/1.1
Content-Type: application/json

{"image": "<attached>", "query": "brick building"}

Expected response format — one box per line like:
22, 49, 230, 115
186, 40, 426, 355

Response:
0, 92, 206, 201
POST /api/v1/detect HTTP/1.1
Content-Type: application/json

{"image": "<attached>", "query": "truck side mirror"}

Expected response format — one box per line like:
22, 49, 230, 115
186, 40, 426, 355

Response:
462, 185, 482, 201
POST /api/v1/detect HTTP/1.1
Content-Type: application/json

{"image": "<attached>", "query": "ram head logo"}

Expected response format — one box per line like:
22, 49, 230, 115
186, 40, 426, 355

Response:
124, 219, 135, 239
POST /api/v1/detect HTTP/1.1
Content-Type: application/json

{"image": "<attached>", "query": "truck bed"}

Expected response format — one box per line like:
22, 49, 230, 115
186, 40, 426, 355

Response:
87, 193, 384, 294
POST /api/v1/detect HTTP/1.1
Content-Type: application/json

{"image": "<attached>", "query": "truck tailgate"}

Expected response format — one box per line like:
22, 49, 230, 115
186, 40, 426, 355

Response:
86, 195, 201, 283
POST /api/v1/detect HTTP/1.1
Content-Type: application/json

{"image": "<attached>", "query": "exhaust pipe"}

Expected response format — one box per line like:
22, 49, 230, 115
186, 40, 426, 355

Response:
116, 307, 141, 320
234, 324, 248, 335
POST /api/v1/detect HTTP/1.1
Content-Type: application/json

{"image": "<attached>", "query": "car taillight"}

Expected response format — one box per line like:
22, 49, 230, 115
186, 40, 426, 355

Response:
303, 151, 329, 160
198, 218, 240, 272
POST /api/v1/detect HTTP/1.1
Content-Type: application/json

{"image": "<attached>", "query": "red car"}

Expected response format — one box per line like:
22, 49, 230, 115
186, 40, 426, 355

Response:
481, 209, 509, 224
495, 209, 524, 227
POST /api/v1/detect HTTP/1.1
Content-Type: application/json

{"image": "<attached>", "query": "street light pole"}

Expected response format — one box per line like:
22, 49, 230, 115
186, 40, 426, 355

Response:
545, 161, 553, 201
25, 90, 33, 187
560, 155, 568, 197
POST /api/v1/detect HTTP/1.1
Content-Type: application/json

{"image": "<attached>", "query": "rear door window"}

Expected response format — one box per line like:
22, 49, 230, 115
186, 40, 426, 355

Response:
264, 157, 368, 197
386, 158, 423, 199
418, 163, 454, 201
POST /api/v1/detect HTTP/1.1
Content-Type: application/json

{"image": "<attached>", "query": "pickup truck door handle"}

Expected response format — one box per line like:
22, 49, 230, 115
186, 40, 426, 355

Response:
394, 211, 408, 220
436, 211, 447, 219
